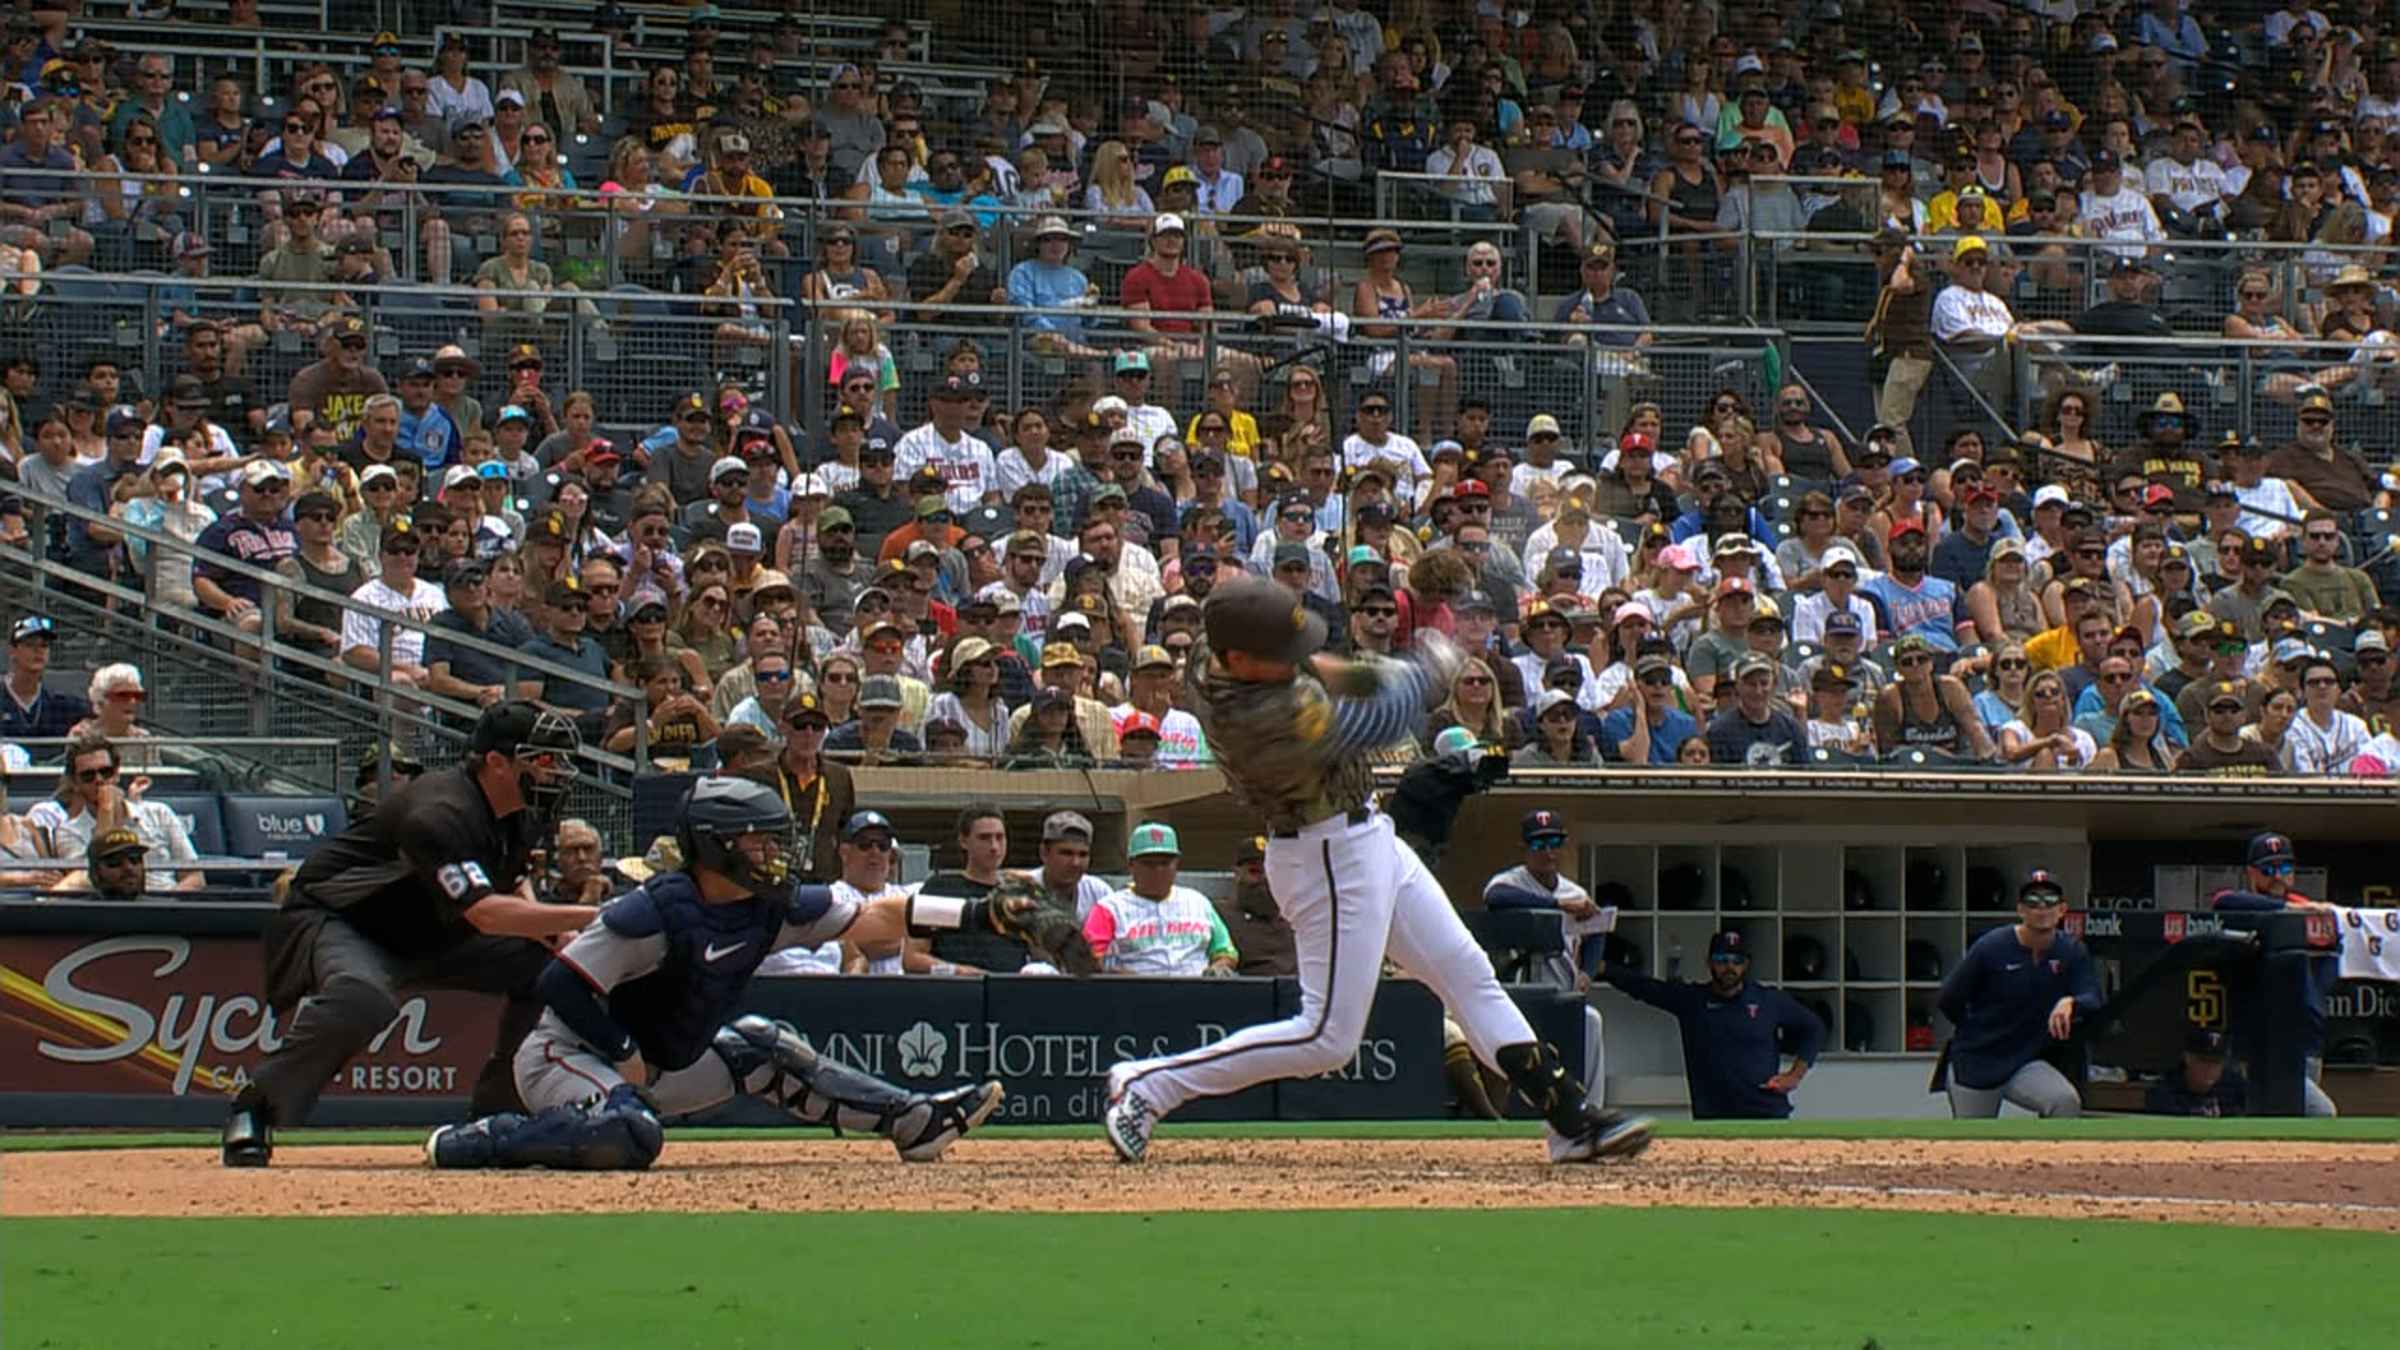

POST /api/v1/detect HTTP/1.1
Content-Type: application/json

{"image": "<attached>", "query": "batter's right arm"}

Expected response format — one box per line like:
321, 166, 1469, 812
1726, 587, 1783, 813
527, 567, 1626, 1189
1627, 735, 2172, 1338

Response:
1316, 649, 1451, 753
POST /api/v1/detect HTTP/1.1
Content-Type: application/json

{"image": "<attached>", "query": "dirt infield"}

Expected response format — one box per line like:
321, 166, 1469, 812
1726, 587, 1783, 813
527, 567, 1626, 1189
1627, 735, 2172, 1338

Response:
7, 1137, 2395, 1229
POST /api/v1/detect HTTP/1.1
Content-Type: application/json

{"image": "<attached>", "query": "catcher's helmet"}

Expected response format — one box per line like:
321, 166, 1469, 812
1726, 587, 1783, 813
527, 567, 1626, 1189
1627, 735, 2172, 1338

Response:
678, 776, 794, 894
1784, 934, 1829, 981
1906, 939, 1944, 982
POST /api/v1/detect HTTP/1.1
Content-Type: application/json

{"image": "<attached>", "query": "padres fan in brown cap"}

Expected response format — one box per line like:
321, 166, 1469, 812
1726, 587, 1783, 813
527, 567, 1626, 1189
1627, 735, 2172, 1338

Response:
1099, 576, 1652, 1164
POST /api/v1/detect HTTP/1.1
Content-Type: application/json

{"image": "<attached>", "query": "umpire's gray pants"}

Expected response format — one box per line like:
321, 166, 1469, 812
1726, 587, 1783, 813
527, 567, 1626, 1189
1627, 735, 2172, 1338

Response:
1947, 1060, 2081, 1118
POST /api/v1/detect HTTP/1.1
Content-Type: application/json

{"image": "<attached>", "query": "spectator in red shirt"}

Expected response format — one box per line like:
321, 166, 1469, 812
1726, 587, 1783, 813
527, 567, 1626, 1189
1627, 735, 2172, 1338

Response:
1120, 213, 1259, 403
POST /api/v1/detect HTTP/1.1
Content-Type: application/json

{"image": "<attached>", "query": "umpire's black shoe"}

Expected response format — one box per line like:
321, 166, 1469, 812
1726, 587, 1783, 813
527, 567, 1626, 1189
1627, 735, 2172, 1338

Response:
221, 1100, 273, 1168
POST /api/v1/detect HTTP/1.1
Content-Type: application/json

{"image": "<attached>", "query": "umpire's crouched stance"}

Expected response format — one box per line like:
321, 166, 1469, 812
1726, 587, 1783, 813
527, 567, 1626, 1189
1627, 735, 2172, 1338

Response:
1933, 869, 2104, 1118
222, 703, 598, 1167
425, 779, 1023, 1170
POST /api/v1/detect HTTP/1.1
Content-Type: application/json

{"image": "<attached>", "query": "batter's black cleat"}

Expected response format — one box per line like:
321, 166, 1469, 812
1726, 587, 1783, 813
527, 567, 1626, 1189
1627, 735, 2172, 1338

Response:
1548, 1109, 1654, 1164
221, 1101, 273, 1168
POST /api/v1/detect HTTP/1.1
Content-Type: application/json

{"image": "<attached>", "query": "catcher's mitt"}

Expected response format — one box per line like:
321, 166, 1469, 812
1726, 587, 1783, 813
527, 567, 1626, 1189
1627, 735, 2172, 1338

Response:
987, 873, 1099, 975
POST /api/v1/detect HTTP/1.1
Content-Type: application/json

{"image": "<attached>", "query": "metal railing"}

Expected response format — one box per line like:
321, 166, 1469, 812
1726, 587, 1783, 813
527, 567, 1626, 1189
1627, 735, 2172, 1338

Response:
1749, 228, 2396, 336
1, 241, 1787, 455
1998, 330, 2400, 455
3, 492, 645, 836
4, 166, 1540, 299
2, 736, 340, 793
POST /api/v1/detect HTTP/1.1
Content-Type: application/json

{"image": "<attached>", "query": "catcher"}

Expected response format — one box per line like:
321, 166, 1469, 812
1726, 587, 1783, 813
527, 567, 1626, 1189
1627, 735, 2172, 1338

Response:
426, 781, 1077, 1170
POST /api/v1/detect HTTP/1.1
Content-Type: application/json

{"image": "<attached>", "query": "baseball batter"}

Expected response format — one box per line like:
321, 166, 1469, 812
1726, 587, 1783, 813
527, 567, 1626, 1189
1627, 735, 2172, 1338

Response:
1101, 577, 1653, 1163
426, 782, 1061, 1169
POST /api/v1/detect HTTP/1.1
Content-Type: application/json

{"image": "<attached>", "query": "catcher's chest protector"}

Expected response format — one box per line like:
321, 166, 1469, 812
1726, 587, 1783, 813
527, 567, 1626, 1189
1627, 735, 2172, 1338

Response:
605, 873, 787, 1071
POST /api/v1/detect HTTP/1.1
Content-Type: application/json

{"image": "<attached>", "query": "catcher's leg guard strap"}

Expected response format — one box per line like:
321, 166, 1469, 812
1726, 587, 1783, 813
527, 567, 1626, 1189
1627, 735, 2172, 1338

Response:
715, 1015, 935, 1141
435, 1084, 663, 1170
1496, 1041, 1596, 1136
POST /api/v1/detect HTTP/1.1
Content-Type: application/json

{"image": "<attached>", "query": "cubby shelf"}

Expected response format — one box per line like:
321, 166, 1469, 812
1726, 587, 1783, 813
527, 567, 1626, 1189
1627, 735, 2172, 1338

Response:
1576, 831, 2089, 1056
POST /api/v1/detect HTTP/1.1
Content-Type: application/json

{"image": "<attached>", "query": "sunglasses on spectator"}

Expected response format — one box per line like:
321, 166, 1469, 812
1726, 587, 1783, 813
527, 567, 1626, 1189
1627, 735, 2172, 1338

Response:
339, 336, 368, 350
2101, 672, 2133, 685
75, 765, 121, 783
1360, 605, 1397, 618
821, 671, 859, 685
297, 509, 337, 523
757, 669, 793, 683
2208, 701, 2244, 714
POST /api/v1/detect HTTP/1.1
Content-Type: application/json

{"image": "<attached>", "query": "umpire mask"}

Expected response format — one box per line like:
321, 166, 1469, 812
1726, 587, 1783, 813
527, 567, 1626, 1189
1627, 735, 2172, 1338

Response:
511, 710, 583, 815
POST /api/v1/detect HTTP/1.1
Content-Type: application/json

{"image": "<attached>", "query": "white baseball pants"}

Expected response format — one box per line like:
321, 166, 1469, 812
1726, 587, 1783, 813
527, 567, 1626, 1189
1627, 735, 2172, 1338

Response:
1116, 810, 1537, 1116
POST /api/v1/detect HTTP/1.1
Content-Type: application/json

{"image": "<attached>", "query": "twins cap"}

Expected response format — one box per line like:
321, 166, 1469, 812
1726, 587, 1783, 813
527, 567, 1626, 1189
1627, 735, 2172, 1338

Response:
1127, 822, 1180, 856
2246, 832, 2294, 866
1708, 930, 1749, 960
2020, 868, 2067, 901
1521, 809, 1567, 844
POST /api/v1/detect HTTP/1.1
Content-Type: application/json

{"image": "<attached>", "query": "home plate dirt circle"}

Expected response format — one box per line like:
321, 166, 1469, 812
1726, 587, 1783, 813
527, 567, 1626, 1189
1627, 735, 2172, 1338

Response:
6, 1138, 2393, 1230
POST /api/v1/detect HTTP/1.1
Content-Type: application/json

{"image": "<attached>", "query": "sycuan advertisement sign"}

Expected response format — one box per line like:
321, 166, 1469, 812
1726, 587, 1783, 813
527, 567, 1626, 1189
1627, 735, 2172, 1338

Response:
0, 927, 1578, 1127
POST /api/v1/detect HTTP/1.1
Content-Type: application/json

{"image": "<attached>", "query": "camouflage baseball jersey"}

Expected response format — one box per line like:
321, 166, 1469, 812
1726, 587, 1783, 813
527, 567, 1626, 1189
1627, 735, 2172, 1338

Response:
1186, 639, 1454, 834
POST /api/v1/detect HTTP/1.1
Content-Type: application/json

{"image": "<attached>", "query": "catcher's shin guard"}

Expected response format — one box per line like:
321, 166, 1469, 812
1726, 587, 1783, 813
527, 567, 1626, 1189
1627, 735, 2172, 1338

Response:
715, 1015, 1002, 1161
426, 1084, 664, 1171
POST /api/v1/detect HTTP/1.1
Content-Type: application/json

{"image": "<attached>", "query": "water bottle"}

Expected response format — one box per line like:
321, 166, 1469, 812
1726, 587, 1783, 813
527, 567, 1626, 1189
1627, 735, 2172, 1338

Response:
1666, 933, 1684, 980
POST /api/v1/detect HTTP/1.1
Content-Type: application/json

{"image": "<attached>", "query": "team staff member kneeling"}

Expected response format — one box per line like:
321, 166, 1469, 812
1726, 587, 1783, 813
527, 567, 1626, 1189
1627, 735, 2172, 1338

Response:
1935, 869, 2103, 1118
426, 780, 1018, 1170
224, 702, 597, 1168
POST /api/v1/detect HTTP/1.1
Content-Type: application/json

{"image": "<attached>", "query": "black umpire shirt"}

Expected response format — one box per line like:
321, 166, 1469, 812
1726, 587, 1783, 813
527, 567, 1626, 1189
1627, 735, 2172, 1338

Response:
289, 764, 543, 958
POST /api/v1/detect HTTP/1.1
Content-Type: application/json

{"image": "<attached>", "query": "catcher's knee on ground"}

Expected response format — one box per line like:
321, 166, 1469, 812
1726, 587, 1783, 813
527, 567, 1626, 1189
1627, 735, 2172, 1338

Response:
430, 1084, 663, 1170
714, 1015, 994, 1160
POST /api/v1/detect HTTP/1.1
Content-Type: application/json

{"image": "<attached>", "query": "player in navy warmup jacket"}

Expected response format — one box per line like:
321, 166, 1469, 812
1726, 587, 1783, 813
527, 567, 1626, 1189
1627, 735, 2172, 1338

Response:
1936, 869, 2103, 1117
2210, 831, 2340, 1116
1599, 930, 1824, 1118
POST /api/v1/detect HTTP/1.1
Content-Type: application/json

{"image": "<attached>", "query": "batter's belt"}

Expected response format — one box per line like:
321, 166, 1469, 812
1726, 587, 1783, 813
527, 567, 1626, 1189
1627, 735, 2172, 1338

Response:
1271, 807, 1374, 840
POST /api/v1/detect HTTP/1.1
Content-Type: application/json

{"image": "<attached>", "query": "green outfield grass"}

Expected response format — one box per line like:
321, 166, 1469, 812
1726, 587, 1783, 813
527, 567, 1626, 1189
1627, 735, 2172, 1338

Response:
6, 1114, 2398, 1152
7, 1208, 2392, 1350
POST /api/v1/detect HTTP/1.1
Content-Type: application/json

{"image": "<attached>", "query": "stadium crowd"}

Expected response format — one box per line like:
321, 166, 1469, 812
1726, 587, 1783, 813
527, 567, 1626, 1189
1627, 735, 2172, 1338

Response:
2, 0, 2400, 805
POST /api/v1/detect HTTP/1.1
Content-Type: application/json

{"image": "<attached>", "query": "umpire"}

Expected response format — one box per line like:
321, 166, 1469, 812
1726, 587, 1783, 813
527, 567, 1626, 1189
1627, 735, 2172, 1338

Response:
222, 702, 601, 1166
1597, 930, 1825, 1119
